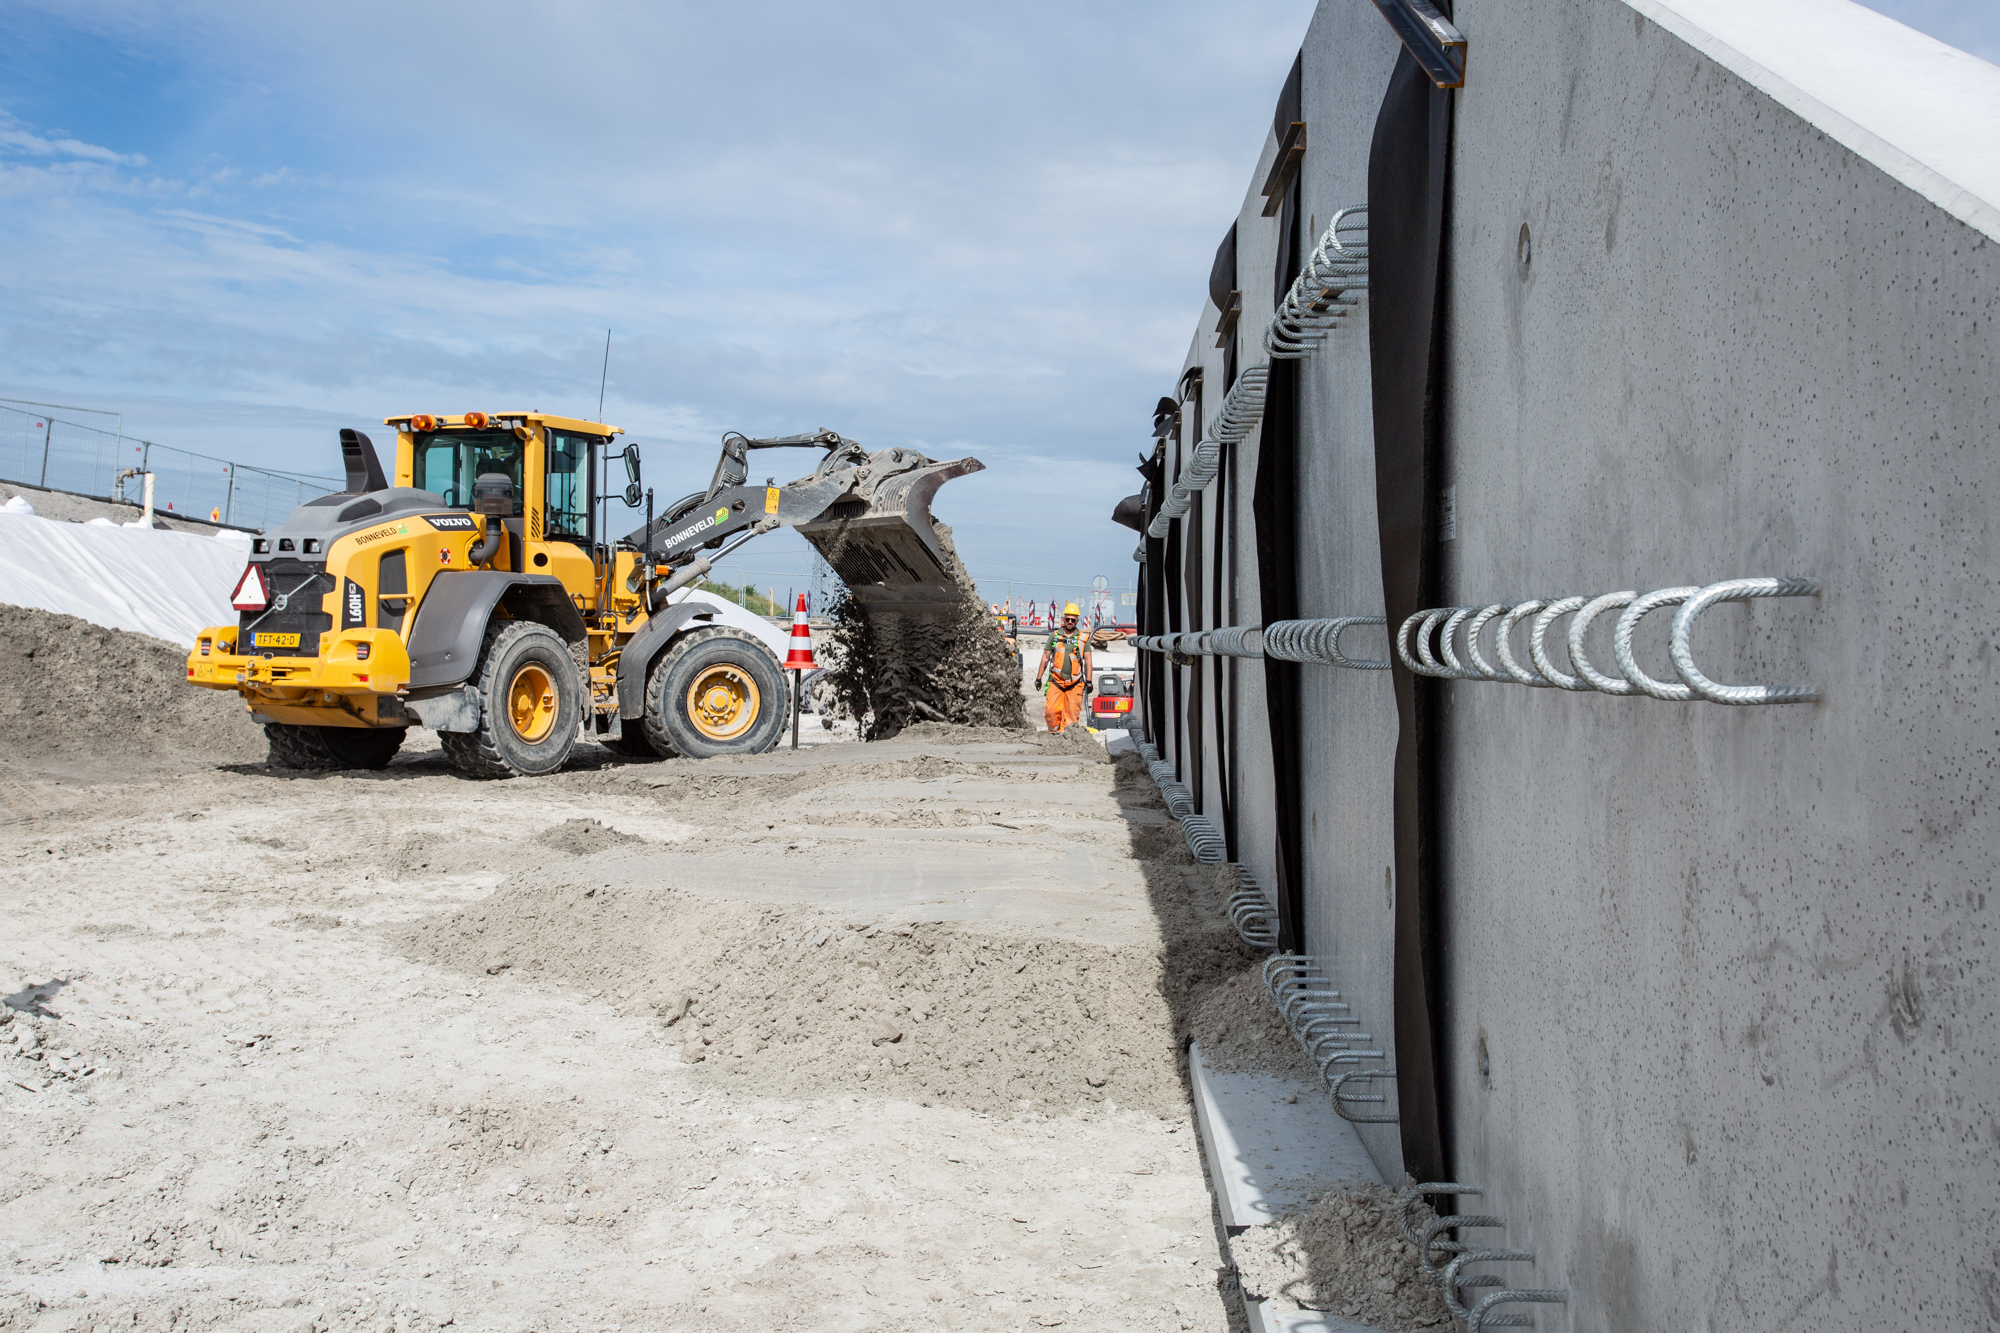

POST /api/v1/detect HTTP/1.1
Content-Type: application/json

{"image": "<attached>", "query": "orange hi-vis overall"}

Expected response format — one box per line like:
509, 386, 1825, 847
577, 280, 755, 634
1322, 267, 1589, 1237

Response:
1042, 629, 1090, 732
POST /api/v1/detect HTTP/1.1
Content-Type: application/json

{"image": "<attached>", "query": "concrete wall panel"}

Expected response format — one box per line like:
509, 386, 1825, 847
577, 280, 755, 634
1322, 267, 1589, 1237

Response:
1293, 0, 1408, 1179
1141, 0, 2000, 1325
1434, 1, 2000, 1326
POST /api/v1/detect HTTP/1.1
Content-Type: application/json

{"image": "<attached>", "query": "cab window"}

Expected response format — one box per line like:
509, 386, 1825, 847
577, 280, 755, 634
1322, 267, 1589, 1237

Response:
544, 431, 594, 543
414, 431, 524, 514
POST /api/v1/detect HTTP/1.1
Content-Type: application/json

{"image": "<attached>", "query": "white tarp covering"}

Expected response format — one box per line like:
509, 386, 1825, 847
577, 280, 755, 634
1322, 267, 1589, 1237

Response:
0, 510, 244, 646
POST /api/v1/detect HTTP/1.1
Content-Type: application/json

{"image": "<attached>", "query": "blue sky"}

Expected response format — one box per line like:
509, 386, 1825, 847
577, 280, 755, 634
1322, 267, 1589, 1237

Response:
0, 0, 1992, 608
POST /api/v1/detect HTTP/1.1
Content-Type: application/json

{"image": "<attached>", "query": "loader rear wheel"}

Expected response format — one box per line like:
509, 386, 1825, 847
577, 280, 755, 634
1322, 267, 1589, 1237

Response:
643, 625, 786, 759
266, 722, 405, 771
440, 620, 582, 779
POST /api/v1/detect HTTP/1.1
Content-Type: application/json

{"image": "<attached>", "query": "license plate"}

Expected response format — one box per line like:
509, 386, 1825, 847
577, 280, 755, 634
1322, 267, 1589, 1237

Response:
253, 632, 301, 648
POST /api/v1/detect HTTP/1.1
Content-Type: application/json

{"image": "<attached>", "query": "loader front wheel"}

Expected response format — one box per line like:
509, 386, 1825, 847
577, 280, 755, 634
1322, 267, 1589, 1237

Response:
266, 722, 405, 771
441, 620, 582, 778
643, 626, 786, 759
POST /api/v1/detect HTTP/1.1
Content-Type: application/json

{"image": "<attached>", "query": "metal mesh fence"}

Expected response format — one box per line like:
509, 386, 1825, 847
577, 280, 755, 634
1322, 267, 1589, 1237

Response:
0, 400, 339, 531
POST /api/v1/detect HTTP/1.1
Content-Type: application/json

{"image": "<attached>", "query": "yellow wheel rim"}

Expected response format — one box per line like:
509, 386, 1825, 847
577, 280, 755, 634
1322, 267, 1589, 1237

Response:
687, 664, 759, 741
507, 663, 558, 743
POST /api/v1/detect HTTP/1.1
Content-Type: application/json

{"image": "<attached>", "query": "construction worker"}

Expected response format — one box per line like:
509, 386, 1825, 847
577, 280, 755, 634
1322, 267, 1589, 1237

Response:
1035, 604, 1093, 732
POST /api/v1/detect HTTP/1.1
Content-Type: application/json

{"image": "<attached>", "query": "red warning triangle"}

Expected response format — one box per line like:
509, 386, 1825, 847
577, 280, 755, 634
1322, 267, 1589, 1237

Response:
230, 564, 269, 612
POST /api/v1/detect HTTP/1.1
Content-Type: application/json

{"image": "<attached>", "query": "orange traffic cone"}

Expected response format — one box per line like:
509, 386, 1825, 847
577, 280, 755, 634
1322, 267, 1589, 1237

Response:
784, 594, 818, 669
785, 594, 816, 751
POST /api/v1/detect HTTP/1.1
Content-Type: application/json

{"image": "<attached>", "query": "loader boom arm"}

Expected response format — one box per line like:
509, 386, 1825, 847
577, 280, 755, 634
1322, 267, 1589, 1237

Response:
622, 434, 983, 592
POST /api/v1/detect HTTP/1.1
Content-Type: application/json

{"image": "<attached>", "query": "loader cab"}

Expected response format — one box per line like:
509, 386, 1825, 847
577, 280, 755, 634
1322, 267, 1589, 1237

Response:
411, 430, 526, 515
390, 411, 622, 579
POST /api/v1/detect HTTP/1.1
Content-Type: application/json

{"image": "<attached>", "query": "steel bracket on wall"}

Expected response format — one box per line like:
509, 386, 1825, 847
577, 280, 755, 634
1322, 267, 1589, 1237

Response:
1371, 0, 1466, 88
1213, 291, 1243, 348
1260, 121, 1307, 216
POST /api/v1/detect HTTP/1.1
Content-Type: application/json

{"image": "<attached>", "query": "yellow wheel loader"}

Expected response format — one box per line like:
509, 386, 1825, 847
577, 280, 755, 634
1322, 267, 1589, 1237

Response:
186, 411, 980, 777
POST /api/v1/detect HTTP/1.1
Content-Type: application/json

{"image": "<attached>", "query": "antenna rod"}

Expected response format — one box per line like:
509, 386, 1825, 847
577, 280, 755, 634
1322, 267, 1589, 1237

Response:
596, 328, 612, 422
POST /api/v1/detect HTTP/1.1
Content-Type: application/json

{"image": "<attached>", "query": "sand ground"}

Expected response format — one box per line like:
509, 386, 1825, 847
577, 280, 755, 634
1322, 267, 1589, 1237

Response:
0, 716, 1250, 1333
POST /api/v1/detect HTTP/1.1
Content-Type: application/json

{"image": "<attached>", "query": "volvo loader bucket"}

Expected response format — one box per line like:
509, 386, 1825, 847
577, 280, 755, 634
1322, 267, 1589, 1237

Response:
795, 451, 984, 615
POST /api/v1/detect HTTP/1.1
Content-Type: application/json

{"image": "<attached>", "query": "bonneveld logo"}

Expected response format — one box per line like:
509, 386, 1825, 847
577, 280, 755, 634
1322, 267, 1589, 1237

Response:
665, 506, 732, 549
354, 522, 411, 547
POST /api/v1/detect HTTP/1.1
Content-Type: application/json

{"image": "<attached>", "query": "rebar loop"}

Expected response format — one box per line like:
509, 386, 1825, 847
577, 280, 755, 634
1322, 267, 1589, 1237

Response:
1330, 1067, 1398, 1123
1613, 586, 1701, 701
1263, 616, 1392, 668
1567, 592, 1638, 695
1467, 1290, 1568, 1332
1443, 1251, 1536, 1322
1420, 1212, 1508, 1280
1493, 600, 1549, 687
1671, 577, 1822, 704
1227, 872, 1279, 949
1146, 367, 1271, 538
1389, 577, 1819, 704
1390, 1184, 1569, 1327
1133, 740, 1276, 951
1258, 954, 1400, 1121
1180, 812, 1227, 863
1527, 598, 1588, 690
1137, 616, 1390, 669
1149, 215, 1369, 540
1265, 208, 1370, 360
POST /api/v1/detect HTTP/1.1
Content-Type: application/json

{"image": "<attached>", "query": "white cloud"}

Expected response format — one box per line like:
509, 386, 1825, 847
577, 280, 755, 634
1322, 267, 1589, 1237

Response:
0, 0, 1312, 579
0, 119, 147, 166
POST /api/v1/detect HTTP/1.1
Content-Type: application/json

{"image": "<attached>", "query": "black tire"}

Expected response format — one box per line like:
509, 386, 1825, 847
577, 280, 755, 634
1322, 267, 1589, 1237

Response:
642, 625, 787, 759
266, 722, 336, 770
601, 730, 664, 760
440, 620, 582, 779
266, 722, 405, 770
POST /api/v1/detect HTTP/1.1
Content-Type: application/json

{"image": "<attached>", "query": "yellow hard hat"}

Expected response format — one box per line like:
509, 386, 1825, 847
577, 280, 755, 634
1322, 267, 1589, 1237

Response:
1064, 603, 1080, 617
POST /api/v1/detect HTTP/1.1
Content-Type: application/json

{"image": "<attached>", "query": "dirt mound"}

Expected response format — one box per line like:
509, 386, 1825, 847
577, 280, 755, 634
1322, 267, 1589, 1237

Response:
1035, 725, 1112, 760
1233, 1183, 1457, 1330
824, 523, 1027, 739
391, 857, 1250, 1116
532, 817, 646, 856
896, 720, 1033, 744
632, 751, 1099, 818
0, 605, 263, 775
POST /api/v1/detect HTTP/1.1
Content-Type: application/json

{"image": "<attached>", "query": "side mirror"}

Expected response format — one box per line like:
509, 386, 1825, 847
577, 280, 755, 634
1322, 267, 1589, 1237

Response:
621, 443, 642, 507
